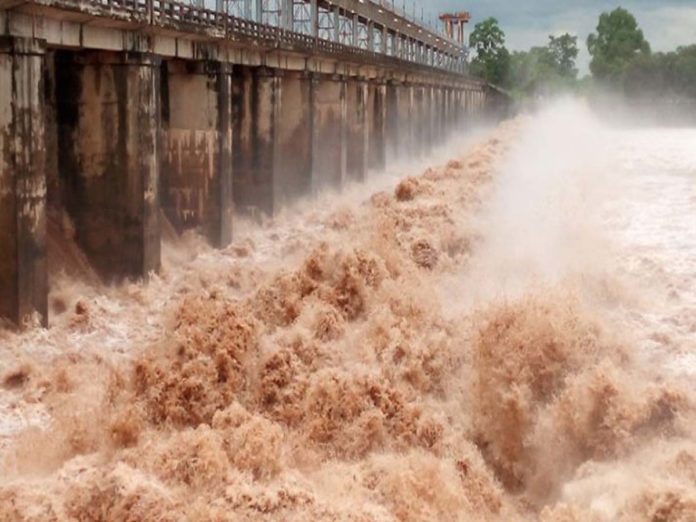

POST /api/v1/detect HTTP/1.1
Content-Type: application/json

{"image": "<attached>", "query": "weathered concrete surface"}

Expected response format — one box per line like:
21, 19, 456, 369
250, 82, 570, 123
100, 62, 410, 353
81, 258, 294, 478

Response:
450, 89, 459, 130
367, 81, 386, 172
233, 67, 315, 216
411, 85, 426, 158
385, 81, 400, 162
451, 89, 461, 129
424, 86, 436, 152
396, 83, 415, 158
233, 67, 281, 217
55, 50, 161, 282
312, 74, 347, 192
0, 36, 48, 326
346, 78, 368, 183
442, 88, 453, 136
436, 87, 446, 142
161, 60, 233, 247
233, 67, 316, 216
276, 71, 313, 205
458, 90, 468, 132
44, 50, 61, 210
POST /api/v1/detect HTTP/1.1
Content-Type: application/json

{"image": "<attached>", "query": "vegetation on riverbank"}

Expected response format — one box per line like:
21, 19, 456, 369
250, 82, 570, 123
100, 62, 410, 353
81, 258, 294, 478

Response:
469, 6, 696, 108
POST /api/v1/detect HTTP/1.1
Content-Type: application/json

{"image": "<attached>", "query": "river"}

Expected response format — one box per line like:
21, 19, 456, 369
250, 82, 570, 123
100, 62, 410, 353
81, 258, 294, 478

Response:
0, 100, 694, 521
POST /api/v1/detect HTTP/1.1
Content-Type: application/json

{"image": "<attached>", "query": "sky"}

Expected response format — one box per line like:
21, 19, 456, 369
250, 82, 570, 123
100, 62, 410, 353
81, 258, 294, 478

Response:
414, 1, 696, 74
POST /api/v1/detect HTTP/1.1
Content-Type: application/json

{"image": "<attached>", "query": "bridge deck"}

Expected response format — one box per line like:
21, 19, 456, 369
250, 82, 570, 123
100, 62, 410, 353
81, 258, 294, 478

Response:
1, 0, 470, 79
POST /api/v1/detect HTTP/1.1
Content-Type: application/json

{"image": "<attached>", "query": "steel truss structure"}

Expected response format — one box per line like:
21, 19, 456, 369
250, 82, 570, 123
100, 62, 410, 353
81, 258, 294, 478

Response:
162, 0, 467, 73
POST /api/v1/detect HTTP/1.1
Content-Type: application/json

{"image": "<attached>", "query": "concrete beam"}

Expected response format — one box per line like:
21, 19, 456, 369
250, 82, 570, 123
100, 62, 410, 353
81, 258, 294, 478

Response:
161, 59, 233, 247
54, 50, 161, 283
0, 36, 48, 327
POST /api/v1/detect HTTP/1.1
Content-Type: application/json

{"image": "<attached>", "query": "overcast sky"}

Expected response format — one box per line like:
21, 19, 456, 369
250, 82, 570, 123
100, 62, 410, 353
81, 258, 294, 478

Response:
414, 1, 696, 74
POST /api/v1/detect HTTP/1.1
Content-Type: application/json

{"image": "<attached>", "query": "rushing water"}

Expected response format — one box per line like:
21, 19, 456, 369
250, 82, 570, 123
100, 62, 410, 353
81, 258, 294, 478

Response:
608, 127, 696, 379
0, 101, 694, 521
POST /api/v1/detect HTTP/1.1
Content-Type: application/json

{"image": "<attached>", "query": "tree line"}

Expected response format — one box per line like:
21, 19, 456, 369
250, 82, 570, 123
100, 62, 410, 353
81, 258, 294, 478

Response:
468, 7, 696, 104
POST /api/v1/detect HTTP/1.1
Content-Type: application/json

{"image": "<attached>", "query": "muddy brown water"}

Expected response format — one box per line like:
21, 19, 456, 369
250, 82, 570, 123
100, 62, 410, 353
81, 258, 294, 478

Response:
0, 101, 694, 521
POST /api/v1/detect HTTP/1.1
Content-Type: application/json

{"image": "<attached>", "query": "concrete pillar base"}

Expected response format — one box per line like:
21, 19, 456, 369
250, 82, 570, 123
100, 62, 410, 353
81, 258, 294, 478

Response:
0, 36, 48, 326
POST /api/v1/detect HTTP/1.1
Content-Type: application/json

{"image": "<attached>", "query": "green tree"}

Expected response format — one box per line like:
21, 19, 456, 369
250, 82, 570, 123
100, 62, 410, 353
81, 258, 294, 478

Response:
547, 33, 579, 79
671, 45, 696, 99
505, 34, 579, 100
587, 7, 650, 83
469, 17, 510, 86
623, 45, 696, 100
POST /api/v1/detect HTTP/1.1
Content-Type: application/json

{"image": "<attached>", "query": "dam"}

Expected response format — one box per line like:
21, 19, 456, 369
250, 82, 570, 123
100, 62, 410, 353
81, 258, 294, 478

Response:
0, 0, 507, 326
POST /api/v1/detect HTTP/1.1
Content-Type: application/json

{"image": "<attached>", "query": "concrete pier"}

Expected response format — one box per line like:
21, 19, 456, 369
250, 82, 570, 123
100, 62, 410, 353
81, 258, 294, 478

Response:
367, 81, 386, 173
54, 51, 161, 283
385, 81, 401, 162
397, 84, 415, 158
277, 72, 314, 204
312, 74, 347, 192
437, 88, 447, 142
234, 67, 281, 217
161, 60, 233, 247
412, 85, 426, 158
446, 89, 454, 134
0, 37, 48, 326
234, 67, 315, 216
346, 78, 368, 183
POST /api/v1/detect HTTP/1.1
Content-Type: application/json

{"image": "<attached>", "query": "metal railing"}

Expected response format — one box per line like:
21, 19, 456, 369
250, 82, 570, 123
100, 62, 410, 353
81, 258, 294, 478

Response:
367, 0, 446, 40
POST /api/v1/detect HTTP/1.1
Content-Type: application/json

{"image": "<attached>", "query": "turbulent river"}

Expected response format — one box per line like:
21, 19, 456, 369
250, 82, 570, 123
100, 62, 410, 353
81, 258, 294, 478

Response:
0, 100, 694, 521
